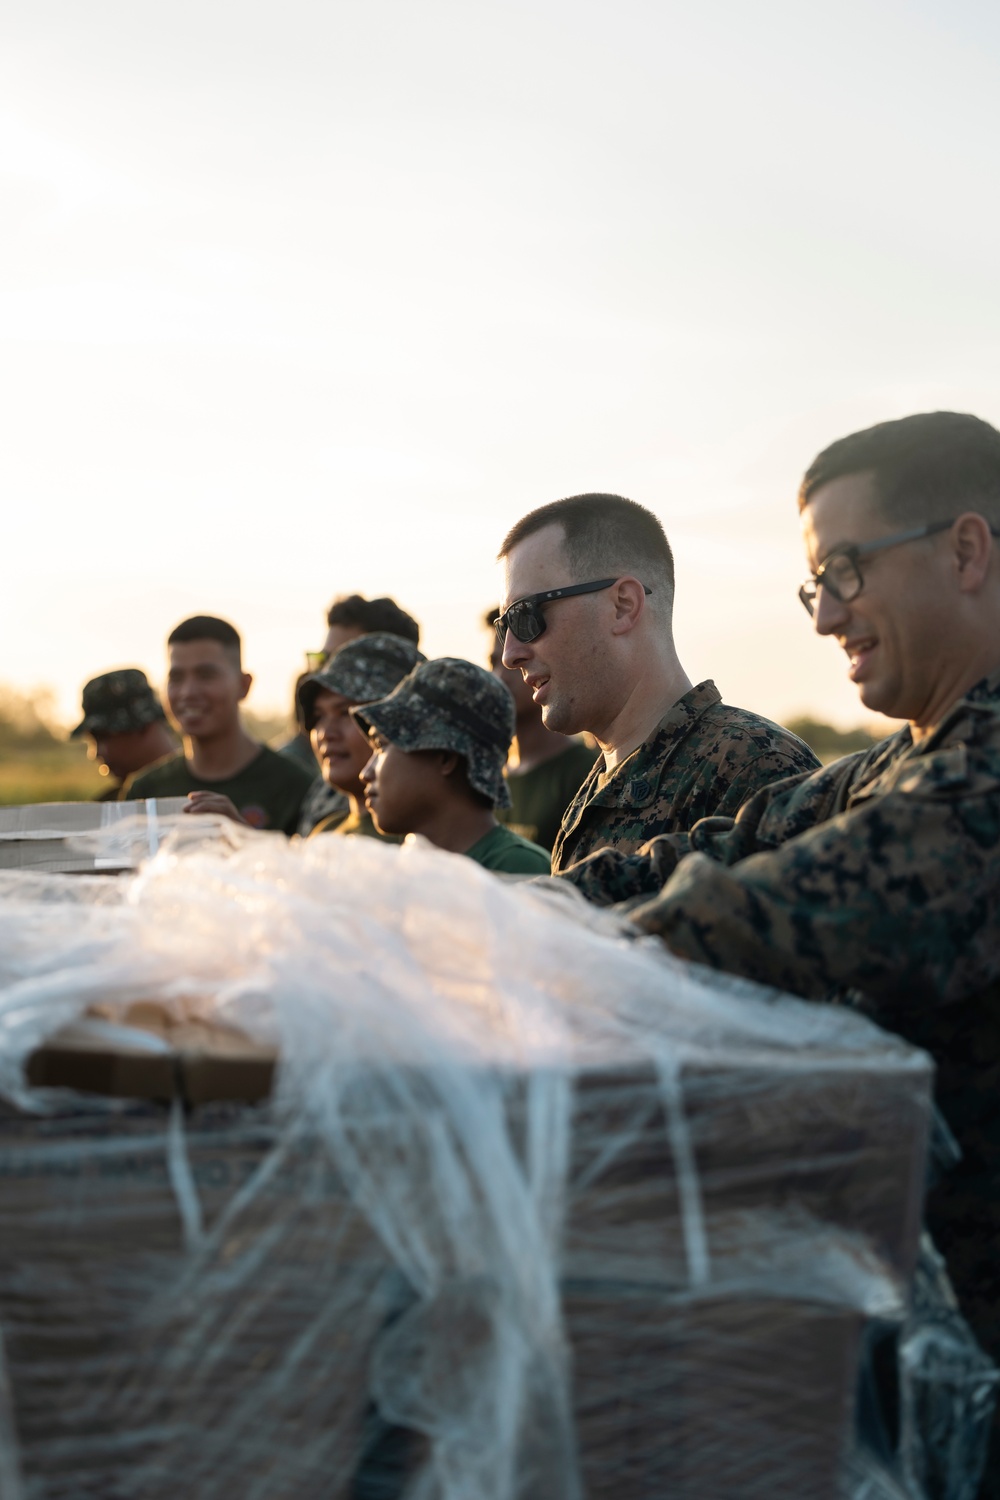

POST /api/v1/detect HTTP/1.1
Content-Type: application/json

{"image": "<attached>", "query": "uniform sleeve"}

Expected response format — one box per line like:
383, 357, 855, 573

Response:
556, 832, 694, 905
628, 775, 1000, 1007
557, 761, 840, 907
706, 742, 819, 819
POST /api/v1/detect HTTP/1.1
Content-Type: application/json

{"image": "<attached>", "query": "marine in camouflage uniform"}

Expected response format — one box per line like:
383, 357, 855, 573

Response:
70, 668, 175, 801
552, 679, 818, 877
610, 672, 1000, 1481
496, 494, 818, 881
579, 410, 1000, 1488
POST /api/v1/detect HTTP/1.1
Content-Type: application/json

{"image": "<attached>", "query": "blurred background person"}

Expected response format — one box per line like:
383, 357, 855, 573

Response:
290, 593, 424, 835
278, 671, 323, 775
321, 593, 421, 659
70, 668, 176, 802
485, 607, 596, 851
123, 616, 314, 833
298, 632, 425, 840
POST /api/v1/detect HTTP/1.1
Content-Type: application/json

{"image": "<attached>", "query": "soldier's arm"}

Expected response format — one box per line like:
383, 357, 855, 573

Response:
627, 780, 999, 1007
555, 832, 694, 905
558, 761, 839, 907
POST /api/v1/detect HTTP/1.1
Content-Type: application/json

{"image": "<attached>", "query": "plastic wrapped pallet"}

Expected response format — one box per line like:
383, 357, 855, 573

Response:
0, 821, 954, 1496
0, 798, 191, 873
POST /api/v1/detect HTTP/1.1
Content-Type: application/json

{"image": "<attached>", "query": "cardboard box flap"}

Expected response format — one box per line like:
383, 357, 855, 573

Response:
26, 1015, 278, 1105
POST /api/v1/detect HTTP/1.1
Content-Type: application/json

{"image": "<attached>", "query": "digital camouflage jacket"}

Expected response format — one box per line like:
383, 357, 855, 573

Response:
551, 680, 818, 875
600, 671, 1000, 1415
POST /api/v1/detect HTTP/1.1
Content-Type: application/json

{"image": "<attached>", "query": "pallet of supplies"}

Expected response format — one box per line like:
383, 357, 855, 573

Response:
0, 827, 947, 1497
0, 798, 190, 873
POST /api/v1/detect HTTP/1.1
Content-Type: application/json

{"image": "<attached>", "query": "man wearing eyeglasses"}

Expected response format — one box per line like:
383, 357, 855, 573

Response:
496, 493, 818, 876
567, 412, 1000, 1484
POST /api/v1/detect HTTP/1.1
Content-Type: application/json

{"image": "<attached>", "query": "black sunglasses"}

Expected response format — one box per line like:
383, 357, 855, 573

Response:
495, 577, 651, 644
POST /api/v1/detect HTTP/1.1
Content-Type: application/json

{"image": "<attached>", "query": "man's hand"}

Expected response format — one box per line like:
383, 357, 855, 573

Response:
184, 791, 250, 826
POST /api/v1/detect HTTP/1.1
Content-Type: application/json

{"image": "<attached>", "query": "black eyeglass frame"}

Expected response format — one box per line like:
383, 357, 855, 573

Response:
495, 577, 652, 644
797, 519, 982, 617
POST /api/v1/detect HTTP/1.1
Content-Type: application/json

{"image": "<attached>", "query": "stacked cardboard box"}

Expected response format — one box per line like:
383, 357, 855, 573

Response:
0, 800, 189, 874
0, 1016, 931, 1497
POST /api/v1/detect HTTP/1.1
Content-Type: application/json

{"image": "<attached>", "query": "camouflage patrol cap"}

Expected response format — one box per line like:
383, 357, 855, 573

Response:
354, 657, 515, 809
297, 632, 426, 729
70, 669, 166, 739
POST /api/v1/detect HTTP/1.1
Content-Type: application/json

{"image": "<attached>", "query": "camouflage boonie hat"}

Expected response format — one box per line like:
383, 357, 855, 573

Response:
70, 669, 165, 739
353, 658, 515, 809
297, 633, 426, 729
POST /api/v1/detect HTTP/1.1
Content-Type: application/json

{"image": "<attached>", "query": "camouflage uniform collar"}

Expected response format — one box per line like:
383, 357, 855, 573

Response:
588, 680, 723, 811
847, 670, 1000, 808
898, 669, 1000, 760
960, 668, 1000, 713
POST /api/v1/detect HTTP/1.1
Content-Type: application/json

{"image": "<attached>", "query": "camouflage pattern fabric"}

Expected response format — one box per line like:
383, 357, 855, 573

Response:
297, 634, 426, 728
296, 777, 350, 837
354, 658, 515, 809
616, 671, 1000, 1467
551, 680, 818, 879
71, 669, 165, 738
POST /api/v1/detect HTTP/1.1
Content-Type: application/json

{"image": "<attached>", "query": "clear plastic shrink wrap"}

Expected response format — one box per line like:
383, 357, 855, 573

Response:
0, 818, 970, 1497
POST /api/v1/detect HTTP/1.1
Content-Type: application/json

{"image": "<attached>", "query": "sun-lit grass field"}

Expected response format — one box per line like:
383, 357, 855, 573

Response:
0, 745, 109, 806
0, 688, 292, 808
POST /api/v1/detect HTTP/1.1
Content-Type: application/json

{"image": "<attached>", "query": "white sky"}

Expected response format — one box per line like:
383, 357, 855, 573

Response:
2, 0, 999, 731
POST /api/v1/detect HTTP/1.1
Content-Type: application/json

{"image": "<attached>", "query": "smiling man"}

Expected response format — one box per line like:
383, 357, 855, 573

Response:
566, 413, 1000, 1483
122, 616, 314, 833
496, 493, 817, 882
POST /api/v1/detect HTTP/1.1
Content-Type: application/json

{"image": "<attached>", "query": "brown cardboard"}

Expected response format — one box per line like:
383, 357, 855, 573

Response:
8, 1019, 929, 1496
26, 1016, 277, 1104
0, 1097, 378, 1499
564, 1054, 929, 1283
26, 1017, 929, 1277
567, 1281, 863, 1500
0, 1091, 882, 1499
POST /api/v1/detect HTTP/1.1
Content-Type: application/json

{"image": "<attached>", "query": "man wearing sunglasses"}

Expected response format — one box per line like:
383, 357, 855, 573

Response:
497, 493, 818, 877
567, 412, 1000, 1486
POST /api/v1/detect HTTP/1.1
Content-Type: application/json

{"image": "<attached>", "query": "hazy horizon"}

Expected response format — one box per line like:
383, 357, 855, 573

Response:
3, 0, 998, 734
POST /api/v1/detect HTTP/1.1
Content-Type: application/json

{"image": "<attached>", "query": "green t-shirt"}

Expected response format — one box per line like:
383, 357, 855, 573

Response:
122, 746, 314, 835
310, 809, 402, 843
500, 741, 598, 852
465, 824, 551, 875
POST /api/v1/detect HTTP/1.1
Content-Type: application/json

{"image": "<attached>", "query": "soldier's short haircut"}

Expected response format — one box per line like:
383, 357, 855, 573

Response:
498, 494, 675, 612
167, 615, 242, 667
325, 594, 420, 645
799, 412, 1000, 527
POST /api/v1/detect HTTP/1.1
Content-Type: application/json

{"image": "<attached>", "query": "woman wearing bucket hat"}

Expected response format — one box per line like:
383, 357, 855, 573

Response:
353, 659, 551, 875
298, 633, 426, 840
